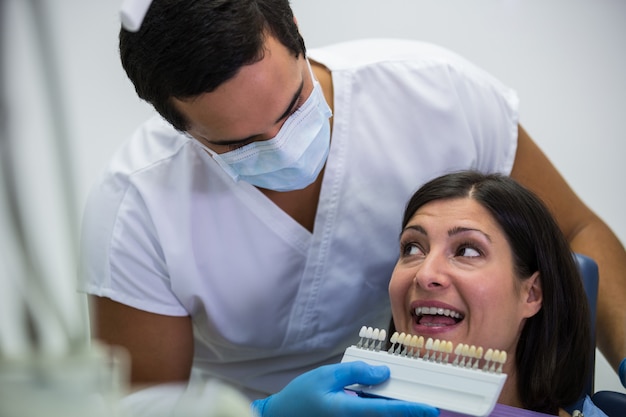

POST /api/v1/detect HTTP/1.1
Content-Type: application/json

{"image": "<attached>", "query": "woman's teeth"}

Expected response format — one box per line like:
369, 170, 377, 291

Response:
414, 306, 463, 320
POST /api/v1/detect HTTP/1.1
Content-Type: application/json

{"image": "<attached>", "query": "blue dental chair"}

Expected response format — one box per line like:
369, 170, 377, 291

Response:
571, 253, 626, 417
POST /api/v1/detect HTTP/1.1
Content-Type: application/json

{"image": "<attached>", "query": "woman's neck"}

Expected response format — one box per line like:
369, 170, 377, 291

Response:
497, 364, 524, 409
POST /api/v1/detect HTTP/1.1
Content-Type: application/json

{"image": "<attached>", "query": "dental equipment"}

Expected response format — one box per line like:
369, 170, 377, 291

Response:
0, 0, 252, 414
341, 326, 507, 417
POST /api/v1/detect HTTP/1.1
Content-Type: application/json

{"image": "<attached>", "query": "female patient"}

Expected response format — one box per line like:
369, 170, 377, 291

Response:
252, 171, 595, 417
389, 171, 591, 416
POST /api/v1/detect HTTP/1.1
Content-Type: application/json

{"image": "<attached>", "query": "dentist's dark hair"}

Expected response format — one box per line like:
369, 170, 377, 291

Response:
400, 170, 591, 415
119, 0, 306, 131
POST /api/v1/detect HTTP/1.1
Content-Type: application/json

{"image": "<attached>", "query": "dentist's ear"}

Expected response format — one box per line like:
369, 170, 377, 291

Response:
522, 272, 543, 318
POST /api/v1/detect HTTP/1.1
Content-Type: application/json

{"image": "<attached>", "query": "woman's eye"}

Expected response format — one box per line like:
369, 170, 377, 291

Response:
402, 242, 423, 257
457, 245, 481, 258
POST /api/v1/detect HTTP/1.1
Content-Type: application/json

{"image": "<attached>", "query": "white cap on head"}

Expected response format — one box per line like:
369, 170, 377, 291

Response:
120, 0, 153, 32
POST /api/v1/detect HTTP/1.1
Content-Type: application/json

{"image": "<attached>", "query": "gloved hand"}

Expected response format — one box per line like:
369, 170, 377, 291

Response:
619, 357, 626, 388
251, 361, 439, 417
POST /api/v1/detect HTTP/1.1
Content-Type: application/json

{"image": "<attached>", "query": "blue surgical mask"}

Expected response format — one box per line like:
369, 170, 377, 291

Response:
205, 63, 332, 192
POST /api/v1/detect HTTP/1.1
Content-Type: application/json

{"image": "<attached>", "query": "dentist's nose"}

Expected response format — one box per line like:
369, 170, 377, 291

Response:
413, 252, 450, 290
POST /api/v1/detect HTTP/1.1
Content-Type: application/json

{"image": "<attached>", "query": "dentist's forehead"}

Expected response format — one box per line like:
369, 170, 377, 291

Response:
174, 36, 305, 144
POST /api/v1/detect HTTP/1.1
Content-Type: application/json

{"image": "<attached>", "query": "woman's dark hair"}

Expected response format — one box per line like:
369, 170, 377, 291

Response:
119, 0, 306, 131
400, 171, 591, 414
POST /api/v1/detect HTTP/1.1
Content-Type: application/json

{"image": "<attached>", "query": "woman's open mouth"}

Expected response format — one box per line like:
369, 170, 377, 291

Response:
413, 306, 464, 329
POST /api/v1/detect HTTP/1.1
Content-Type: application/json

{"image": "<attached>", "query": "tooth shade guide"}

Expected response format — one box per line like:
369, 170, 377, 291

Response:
370, 328, 379, 348
423, 337, 433, 360
357, 325, 367, 347
400, 337, 411, 356
343, 326, 508, 417
388, 331, 399, 353
496, 350, 507, 373
489, 350, 500, 372
468, 345, 477, 367
409, 335, 419, 357
375, 329, 386, 351
394, 332, 407, 354
474, 346, 484, 369
441, 340, 450, 362
353, 327, 506, 373
364, 327, 374, 349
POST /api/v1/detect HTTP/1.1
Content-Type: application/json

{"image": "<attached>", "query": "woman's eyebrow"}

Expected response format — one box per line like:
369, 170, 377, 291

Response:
400, 225, 427, 239
449, 226, 492, 242
400, 225, 492, 243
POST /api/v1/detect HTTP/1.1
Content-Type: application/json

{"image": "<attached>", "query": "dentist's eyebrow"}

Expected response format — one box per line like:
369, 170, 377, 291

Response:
205, 79, 305, 147
275, 78, 304, 123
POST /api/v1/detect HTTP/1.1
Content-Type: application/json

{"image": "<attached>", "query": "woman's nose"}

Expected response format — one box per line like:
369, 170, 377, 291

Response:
413, 252, 450, 290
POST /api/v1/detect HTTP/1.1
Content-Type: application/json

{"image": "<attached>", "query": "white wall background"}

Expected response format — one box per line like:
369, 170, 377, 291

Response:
3, 0, 624, 395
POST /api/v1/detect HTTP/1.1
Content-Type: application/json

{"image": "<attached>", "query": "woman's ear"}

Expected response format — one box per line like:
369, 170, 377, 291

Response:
522, 271, 543, 318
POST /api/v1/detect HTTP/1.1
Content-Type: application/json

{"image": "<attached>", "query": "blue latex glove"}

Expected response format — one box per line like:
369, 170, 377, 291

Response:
251, 361, 439, 417
619, 357, 626, 388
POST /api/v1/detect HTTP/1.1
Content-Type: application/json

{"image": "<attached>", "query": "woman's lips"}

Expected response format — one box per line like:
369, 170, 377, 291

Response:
410, 302, 464, 335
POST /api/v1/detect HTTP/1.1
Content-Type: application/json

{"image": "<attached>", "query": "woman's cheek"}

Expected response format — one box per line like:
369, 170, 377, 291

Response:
388, 273, 409, 311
